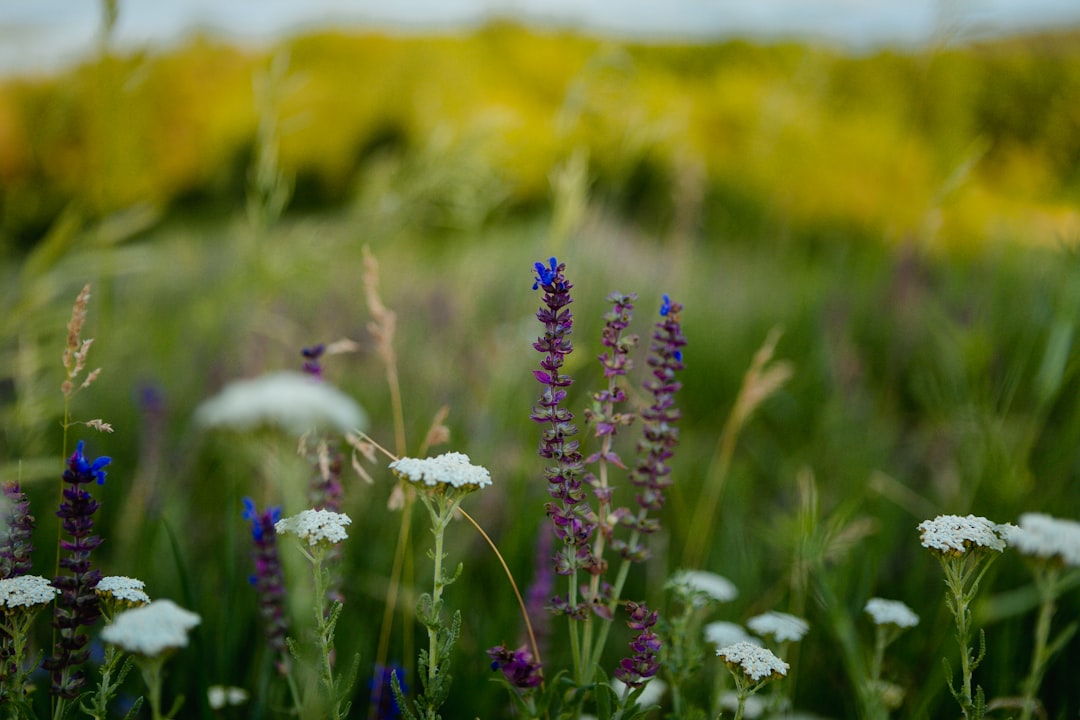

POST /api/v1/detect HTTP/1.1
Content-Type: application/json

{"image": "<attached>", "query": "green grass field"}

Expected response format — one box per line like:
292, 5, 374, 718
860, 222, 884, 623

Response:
2, 18, 1080, 720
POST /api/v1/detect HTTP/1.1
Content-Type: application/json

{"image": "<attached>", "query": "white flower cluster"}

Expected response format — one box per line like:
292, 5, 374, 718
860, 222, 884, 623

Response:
746, 611, 809, 643
717, 641, 789, 682
1007, 513, 1080, 566
101, 599, 201, 657
918, 514, 1009, 555
194, 371, 367, 435
389, 452, 492, 491
864, 598, 919, 628
0, 575, 58, 609
96, 576, 151, 606
669, 569, 738, 606
704, 621, 761, 649
275, 509, 352, 546
207, 685, 250, 709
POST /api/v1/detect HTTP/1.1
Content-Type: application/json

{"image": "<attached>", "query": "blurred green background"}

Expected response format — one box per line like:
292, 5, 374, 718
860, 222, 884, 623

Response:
2, 9, 1080, 719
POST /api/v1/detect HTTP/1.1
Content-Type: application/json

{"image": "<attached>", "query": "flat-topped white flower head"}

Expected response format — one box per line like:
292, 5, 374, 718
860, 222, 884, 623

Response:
1007, 513, 1080, 566
918, 514, 1009, 557
864, 598, 919, 628
717, 641, 789, 682
0, 575, 58, 610
275, 509, 351, 547
704, 621, 761, 650
101, 599, 201, 657
194, 371, 367, 435
97, 576, 150, 606
746, 611, 809, 643
669, 569, 738, 606
96, 575, 151, 620
389, 452, 492, 492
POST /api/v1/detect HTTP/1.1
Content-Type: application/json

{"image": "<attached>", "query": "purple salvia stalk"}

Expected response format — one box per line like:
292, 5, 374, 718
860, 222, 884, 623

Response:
613, 600, 662, 688
301, 343, 326, 378
44, 440, 109, 699
0, 481, 35, 580
300, 346, 347, 607
308, 441, 346, 609
581, 292, 638, 615
613, 294, 686, 562
0, 481, 35, 684
242, 497, 291, 674
530, 257, 598, 605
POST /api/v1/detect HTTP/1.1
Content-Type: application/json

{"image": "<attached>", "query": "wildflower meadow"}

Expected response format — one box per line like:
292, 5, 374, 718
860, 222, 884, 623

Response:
2, 7, 1080, 720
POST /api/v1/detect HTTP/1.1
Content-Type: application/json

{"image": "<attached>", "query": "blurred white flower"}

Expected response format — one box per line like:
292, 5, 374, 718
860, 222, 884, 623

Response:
747, 611, 809, 643
918, 514, 1009, 556
194, 371, 366, 435
864, 598, 919, 628
389, 452, 492, 491
207, 685, 249, 709
669, 569, 738, 605
611, 676, 667, 707
101, 599, 201, 657
276, 508, 352, 546
718, 641, 789, 682
704, 621, 760, 649
1007, 513, 1080, 566
0, 575, 58, 609
718, 690, 766, 718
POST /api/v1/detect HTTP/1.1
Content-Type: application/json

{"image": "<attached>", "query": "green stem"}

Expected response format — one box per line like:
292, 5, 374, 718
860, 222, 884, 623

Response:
1019, 566, 1058, 720
311, 549, 340, 719
138, 657, 165, 720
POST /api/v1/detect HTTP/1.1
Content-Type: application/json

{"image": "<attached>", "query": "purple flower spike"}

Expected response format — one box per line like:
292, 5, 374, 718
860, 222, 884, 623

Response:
302, 344, 326, 378
612, 296, 686, 562
613, 601, 661, 688
45, 440, 109, 699
531, 257, 600, 587
243, 498, 290, 671
0, 481, 35, 579
488, 644, 544, 689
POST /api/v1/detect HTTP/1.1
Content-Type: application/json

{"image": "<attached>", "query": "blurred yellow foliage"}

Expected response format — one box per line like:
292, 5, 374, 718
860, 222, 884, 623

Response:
1, 23, 1077, 254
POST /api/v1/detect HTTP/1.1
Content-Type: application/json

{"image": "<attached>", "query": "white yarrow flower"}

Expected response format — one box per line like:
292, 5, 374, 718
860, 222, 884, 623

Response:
669, 569, 738, 605
918, 514, 1009, 556
718, 641, 789, 681
275, 508, 352, 546
97, 576, 151, 606
389, 452, 492, 491
864, 598, 919, 628
746, 611, 809, 643
0, 575, 58, 609
101, 599, 201, 657
1007, 513, 1080, 566
194, 371, 367, 435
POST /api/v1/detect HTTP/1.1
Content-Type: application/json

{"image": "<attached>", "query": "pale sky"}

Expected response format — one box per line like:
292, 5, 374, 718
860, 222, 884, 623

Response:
3, 0, 1079, 73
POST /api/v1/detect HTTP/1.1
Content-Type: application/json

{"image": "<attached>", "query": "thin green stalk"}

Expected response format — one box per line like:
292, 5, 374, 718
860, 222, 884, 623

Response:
311, 550, 341, 719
